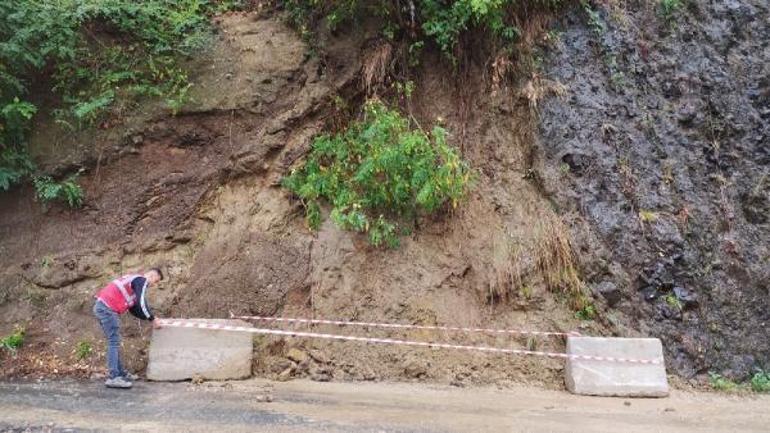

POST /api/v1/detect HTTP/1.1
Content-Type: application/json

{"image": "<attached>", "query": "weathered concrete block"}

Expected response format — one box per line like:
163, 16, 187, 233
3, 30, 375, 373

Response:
565, 336, 669, 397
147, 319, 253, 381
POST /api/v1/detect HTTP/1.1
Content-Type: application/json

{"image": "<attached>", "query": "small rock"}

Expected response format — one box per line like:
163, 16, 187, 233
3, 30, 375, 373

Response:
277, 367, 293, 382
641, 286, 659, 302
255, 394, 273, 403
624, 401, 631, 406
268, 358, 293, 374
403, 358, 429, 379
191, 374, 204, 385
309, 350, 330, 364
677, 103, 698, 125
658, 302, 682, 321
296, 359, 310, 374
310, 367, 332, 382
356, 365, 377, 381
673, 287, 699, 309
723, 354, 755, 381
595, 281, 621, 307
286, 348, 308, 364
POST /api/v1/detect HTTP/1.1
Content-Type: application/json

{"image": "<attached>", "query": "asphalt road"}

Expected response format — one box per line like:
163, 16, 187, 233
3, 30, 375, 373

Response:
1, 379, 768, 432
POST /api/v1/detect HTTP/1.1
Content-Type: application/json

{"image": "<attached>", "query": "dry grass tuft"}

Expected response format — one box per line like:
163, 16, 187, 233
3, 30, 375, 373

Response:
520, 75, 567, 111
491, 53, 515, 93
492, 209, 588, 310
532, 213, 587, 309
361, 41, 393, 96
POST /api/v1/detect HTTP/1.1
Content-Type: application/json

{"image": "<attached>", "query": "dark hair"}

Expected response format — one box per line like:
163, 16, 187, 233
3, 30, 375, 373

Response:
149, 267, 164, 281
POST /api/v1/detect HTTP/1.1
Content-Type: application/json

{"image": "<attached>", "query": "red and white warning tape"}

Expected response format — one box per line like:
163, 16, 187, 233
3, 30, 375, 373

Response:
157, 319, 663, 365
229, 313, 580, 337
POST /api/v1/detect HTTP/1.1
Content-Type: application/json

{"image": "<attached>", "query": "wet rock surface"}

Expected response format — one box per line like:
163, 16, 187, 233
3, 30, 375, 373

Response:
538, 2, 770, 377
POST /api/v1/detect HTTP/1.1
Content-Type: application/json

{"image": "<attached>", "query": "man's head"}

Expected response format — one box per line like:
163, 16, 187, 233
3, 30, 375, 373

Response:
144, 268, 164, 285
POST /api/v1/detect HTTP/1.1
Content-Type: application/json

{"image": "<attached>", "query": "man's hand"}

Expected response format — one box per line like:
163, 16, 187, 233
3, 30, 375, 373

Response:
152, 318, 162, 329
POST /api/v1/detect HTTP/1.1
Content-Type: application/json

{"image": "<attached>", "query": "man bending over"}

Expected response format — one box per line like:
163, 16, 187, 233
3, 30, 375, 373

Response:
93, 268, 163, 389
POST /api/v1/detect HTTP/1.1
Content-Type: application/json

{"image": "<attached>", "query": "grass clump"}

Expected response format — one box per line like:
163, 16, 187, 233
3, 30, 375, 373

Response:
664, 292, 682, 311
534, 213, 589, 310
75, 340, 93, 361
574, 303, 596, 320
709, 371, 770, 394
284, 99, 472, 247
709, 373, 737, 391
0, 326, 25, 353
659, 0, 682, 21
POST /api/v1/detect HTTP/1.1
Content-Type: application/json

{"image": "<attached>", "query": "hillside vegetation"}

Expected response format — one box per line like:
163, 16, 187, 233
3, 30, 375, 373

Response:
0, 0, 243, 200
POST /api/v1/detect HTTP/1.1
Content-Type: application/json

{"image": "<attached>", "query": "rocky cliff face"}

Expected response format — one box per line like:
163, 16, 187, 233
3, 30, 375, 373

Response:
537, 1, 769, 380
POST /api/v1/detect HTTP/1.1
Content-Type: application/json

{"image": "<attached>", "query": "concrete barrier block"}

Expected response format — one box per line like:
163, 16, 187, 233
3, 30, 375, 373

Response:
565, 336, 669, 397
147, 319, 253, 381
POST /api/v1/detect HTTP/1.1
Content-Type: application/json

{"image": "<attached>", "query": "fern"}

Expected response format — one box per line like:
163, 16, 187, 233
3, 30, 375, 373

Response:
73, 91, 115, 121
33, 173, 85, 208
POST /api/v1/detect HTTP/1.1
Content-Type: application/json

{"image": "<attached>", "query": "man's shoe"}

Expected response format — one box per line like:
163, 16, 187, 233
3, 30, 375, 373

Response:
105, 377, 133, 389
122, 372, 140, 381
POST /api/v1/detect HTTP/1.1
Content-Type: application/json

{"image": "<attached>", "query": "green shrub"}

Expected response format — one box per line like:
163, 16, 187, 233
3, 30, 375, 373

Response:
0, 0, 241, 195
708, 370, 770, 394
664, 292, 682, 310
420, 0, 518, 54
750, 371, 770, 393
282, 0, 564, 58
0, 326, 25, 352
709, 372, 737, 392
0, 97, 37, 191
283, 99, 472, 247
0, 147, 35, 191
75, 340, 94, 361
581, 0, 605, 36
574, 303, 596, 320
659, 0, 682, 20
34, 173, 85, 208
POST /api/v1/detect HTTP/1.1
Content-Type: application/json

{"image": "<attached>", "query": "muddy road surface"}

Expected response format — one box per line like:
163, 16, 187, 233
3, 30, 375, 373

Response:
1, 379, 768, 432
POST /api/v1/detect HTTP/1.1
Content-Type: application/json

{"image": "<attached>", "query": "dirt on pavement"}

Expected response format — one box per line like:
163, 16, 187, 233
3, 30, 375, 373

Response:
0, 379, 768, 433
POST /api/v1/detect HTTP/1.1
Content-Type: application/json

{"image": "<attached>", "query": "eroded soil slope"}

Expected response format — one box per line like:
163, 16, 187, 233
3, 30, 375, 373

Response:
0, 11, 582, 386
